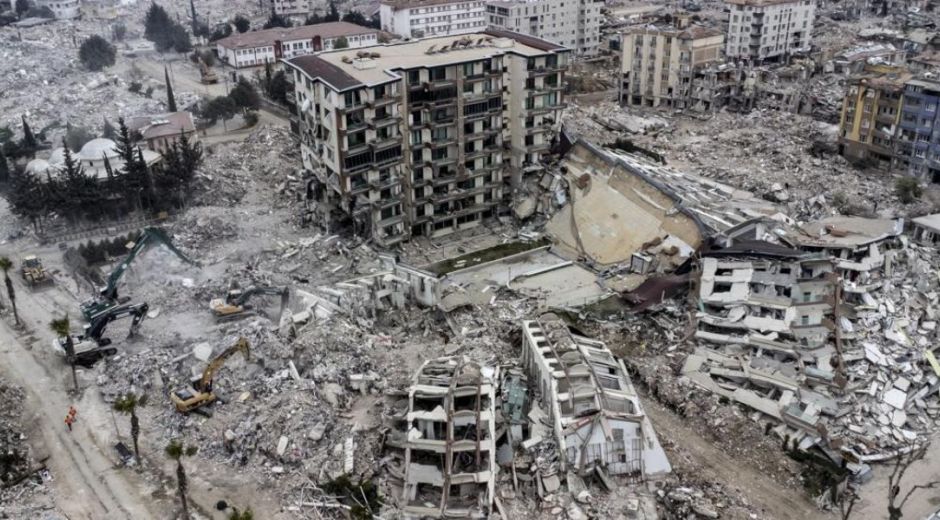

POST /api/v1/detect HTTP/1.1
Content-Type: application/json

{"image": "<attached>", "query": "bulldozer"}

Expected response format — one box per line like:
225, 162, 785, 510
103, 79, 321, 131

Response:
21, 255, 52, 287
171, 337, 250, 413
209, 285, 288, 321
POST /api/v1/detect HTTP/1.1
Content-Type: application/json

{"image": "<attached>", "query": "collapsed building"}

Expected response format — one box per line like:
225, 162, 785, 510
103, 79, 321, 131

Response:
521, 314, 671, 479
395, 357, 499, 519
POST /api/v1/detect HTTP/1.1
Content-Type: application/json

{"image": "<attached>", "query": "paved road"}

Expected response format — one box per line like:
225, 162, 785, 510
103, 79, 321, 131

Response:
0, 268, 160, 519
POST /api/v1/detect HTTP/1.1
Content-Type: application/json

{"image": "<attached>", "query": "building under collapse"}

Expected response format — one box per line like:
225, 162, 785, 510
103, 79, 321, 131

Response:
521, 314, 671, 478
398, 357, 499, 519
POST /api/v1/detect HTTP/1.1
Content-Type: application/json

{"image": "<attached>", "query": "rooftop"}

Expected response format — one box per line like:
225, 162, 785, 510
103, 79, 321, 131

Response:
216, 22, 378, 50
726, 0, 807, 6
380, 0, 476, 9
287, 30, 566, 90
913, 213, 940, 233
795, 216, 903, 248
127, 112, 196, 141
626, 23, 724, 40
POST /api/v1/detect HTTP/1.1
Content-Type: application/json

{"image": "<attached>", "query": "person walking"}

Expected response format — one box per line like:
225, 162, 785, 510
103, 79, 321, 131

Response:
65, 416, 73, 432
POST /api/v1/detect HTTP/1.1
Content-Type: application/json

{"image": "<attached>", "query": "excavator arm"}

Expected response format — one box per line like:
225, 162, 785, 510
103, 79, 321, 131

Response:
82, 227, 196, 321
83, 302, 150, 342
197, 337, 250, 392
100, 227, 197, 301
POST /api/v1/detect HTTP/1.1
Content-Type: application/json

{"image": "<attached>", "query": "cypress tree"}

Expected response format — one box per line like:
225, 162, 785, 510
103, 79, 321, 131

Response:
21, 115, 37, 150
0, 146, 9, 182
165, 66, 177, 112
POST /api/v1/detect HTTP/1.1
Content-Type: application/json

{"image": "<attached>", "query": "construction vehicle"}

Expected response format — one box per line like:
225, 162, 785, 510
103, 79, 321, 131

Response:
21, 255, 52, 287
171, 337, 250, 413
52, 302, 150, 365
81, 227, 196, 322
198, 57, 219, 85
209, 285, 288, 321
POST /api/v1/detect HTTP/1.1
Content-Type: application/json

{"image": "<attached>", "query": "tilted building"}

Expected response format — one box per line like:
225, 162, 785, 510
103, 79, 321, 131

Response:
837, 66, 911, 169
520, 314, 671, 478
725, 0, 815, 62
284, 30, 568, 246
895, 78, 940, 183
485, 0, 605, 56
619, 18, 724, 109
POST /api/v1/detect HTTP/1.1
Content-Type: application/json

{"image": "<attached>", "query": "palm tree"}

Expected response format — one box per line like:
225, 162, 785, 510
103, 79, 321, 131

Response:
49, 316, 78, 392
165, 439, 199, 519
229, 508, 254, 520
113, 393, 143, 461
0, 257, 18, 326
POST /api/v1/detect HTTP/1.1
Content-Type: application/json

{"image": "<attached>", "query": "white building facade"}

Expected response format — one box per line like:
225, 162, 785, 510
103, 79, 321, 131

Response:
725, 0, 815, 61
217, 22, 380, 69
37, 0, 81, 19
379, 0, 487, 39
485, 0, 605, 56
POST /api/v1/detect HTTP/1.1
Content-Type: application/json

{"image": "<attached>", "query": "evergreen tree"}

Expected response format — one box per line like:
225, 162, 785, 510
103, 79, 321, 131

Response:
14, 0, 28, 17
171, 24, 193, 53
8, 170, 47, 233
303, 12, 322, 25
267, 70, 290, 104
189, 0, 197, 31
60, 139, 92, 221
228, 78, 260, 111
137, 147, 156, 209
21, 115, 37, 150
210, 24, 232, 41
165, 66, 178, 112
234, 15, 250, 33
144, 2, 175, 50
341, 10, 370, 26
333, 36, 349, 49
263, 10, 292, 29
177, 131, 203, 182
0, 147, 9, 182
79, 35, 116, 71
102, 117, 116, 139
326, 0, 339, 22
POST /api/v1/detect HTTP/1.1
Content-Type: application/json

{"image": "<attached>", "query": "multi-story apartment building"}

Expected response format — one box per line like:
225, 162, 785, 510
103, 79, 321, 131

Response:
273, 0, 311, 16
485, 0, 605, 56
217, 22, 379, 69
837, 66, 910, 169
379, 0, 488, 39
619, 18, 724, 109
37, 0, 80, 18
725, 0, 815, 62
284, 30, 569, 246
895, 78, 940, 183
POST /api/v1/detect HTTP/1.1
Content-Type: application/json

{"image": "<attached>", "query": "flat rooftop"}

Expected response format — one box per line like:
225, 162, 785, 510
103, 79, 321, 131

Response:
216, 21, 377, 50
726, 0, 807, 6
287, 29, 566, 90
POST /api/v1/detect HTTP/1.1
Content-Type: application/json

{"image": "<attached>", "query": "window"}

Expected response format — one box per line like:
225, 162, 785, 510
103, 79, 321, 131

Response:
408, 70, 421, 83
411, 130, 422, 144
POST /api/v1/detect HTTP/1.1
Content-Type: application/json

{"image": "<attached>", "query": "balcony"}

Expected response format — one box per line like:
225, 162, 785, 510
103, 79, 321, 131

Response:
428, 77, 457, 89
367, 96, 397, 108
346, 141, 370, 155
346, 120, 368, 132
370, 115, 401, 129
426, 116, 456, 128
432, 173, 458, 186
372, 136, 402, 151
465, 127, 500, 140
526, 141, 551, 153
425, 137, 456, 148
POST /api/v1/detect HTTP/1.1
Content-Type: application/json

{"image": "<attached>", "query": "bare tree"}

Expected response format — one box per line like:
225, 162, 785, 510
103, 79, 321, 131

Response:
887, 442, 940, 520
840, 487, 859, 520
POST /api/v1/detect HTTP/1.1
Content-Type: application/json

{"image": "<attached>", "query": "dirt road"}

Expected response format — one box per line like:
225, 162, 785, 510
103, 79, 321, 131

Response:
642, 397, 832, 520
0, 272, 161, 519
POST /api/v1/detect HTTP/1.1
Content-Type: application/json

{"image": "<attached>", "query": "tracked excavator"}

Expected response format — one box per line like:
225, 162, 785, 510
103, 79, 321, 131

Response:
81, 227, 196, 321
209, 286, 288, 321
171, 337, 250, 413
52, 302, 150, 365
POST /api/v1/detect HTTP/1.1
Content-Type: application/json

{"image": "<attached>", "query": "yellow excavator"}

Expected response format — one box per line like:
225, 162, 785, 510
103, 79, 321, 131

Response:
209, 285, 288, 321
171, 337, 250, 413
21, 255, 52, 287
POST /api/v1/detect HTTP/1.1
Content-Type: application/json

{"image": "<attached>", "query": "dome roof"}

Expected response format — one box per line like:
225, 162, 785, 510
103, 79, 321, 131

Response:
79, 138, 119, 160
47, 147, 68, 165
25, 159, 50, 175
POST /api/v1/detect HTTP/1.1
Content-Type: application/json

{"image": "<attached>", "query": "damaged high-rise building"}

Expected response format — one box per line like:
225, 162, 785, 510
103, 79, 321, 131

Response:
395, 357, 498, 518
285, 30, 569, 246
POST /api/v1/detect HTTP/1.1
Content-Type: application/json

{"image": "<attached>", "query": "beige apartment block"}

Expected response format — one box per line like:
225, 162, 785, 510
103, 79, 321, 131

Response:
284, 30, 569, 247
620, 17, 724, 109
